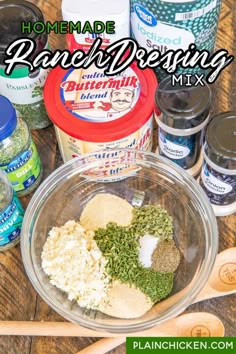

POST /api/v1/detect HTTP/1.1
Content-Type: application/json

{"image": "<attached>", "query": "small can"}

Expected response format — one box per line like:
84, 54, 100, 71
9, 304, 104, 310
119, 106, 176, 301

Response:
0, 169, 24, 251
155, 77, 212, 173
199, 112, 236, 217
0, 96, 43, 197
0, 0, 51, 130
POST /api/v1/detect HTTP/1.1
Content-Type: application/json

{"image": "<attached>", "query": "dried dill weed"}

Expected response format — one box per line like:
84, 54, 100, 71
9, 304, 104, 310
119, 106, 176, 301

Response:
0, 96, 43, 196
151, 240, 181, 273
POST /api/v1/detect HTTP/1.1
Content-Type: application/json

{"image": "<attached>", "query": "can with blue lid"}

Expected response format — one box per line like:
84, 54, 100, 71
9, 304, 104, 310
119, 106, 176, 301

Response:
0, 95, 43, 196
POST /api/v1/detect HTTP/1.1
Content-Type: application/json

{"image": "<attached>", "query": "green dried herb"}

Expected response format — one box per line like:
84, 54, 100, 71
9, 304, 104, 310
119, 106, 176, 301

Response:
132, 205, 173, 240
0, 179, 8, 210
14, 100, 51, 130
94, 221, 174, 303
0, 118, 28, 164
152, 240, 181, 273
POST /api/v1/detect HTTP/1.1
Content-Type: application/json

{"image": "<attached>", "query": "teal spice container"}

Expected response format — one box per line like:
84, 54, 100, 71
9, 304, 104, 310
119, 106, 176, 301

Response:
0, 0, 51, 130
130, 0, 222, 79
0, 169, 24, 251
0, 96, 43, 197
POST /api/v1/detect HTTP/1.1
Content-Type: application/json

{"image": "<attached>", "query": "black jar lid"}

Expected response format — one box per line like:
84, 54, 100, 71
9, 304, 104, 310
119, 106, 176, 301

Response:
0, 0, 46, 66
205, 112, 236, 170
155, 76, 212, 130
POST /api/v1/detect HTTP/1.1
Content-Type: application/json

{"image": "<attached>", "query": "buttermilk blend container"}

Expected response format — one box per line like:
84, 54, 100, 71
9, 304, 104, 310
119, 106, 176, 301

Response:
44, 64, 157, 162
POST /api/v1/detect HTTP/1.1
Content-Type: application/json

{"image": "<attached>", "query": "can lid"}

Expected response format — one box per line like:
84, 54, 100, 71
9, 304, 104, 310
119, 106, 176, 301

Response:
44, 63, 157, 143
0, 96, 17, 140
0, 0, 44, 65
155, 76, 212, 130
205, 112, 236, 170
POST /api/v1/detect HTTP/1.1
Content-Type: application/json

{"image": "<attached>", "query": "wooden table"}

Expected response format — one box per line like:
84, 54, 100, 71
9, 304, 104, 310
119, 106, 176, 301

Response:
0, 0, 235, 353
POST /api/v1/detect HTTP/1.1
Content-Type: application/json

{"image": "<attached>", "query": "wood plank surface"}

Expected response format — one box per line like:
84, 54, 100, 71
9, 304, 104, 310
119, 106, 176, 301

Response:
0, 0, 235, 353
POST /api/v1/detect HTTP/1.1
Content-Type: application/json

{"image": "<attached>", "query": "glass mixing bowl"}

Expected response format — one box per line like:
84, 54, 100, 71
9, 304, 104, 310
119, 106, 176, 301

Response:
21, 149, 218, 333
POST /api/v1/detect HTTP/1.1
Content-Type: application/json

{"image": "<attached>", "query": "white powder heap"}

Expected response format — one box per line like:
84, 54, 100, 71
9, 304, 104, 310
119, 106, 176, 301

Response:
41, 220, 111, 310
138, 234, 159, 268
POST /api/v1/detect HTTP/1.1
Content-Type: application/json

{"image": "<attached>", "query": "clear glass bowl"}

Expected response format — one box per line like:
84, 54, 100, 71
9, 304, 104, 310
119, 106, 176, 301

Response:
21, 149, 218, 333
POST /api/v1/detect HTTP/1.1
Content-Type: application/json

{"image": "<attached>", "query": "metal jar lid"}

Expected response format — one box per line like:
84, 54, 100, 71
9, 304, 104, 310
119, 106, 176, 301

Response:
204, 112, 236, 170
0, 0, 47, 66
155, 76, 212, 130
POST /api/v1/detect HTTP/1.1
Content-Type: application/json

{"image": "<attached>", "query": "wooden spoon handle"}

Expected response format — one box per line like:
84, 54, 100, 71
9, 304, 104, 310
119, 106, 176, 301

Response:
76, 337, 125, 354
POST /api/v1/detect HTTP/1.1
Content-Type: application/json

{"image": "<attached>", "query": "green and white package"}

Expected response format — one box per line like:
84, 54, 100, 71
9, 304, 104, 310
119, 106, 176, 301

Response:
131, 0, 222, 78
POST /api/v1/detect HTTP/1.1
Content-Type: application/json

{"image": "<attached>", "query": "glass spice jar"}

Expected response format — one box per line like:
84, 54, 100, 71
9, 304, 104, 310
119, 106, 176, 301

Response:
0, 0, 51, 130
0, 169, 24, 251
0, 95, 43, 197
199, 112, 236, 217
155, 76, 212, 174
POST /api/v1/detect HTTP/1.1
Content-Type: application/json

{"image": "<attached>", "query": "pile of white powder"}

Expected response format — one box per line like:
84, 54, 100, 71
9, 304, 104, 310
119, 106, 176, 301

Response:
41, 220, 111, 310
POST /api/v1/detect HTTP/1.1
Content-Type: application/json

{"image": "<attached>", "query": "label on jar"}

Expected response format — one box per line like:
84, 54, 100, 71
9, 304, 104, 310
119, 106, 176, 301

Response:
131, 0, 221, 77
159, 129, 190, 159
158, 127, 200, 169
60, 66, 140, 123
0, 67, 50, 105
0, 194, 24, 247
0, 141, 42, 193
55, 115, 153, 162
200, 162, 236, 206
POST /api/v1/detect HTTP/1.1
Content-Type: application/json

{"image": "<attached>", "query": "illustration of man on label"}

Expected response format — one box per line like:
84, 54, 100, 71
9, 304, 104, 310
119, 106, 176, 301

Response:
97, 87, 136, 119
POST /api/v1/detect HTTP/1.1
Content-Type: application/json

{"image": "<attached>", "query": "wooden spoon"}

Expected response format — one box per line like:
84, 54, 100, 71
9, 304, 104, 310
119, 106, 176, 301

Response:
195, 247, 236, 302
0, 312, 224, 338
75, 312, 225, 354
75, 247, 236, 353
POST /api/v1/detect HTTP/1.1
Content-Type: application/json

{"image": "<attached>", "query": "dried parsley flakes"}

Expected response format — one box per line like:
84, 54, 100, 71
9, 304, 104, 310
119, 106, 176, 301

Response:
132, 205, 173, 240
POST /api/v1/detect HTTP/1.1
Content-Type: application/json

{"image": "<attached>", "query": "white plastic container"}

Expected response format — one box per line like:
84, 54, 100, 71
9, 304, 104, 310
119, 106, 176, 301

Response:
61, 0, 130, 52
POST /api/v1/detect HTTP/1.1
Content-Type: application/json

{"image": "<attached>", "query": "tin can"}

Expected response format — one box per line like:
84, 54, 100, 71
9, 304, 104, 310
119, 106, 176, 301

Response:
155, 76, 212, 172
200, 112, 236, 216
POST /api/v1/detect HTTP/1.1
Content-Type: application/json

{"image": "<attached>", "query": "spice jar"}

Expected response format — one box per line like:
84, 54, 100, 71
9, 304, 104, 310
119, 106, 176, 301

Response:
0, 0, 51, 130
0, 169, 24, 251
0, 95, 43, 197
199, 112, 236, 217
155, 77, 212, 175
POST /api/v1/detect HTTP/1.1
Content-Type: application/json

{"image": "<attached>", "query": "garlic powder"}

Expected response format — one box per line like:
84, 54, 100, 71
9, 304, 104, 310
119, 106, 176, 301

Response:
41, 220, 111, 310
